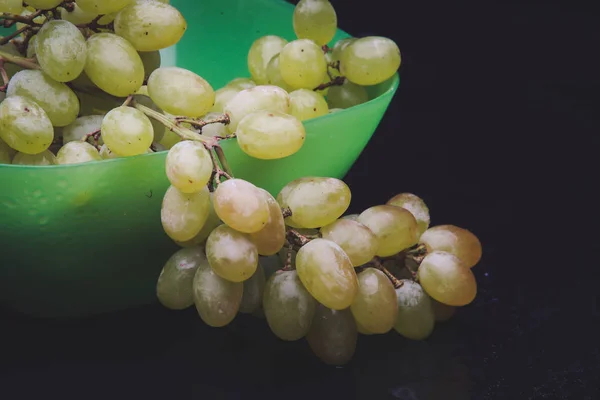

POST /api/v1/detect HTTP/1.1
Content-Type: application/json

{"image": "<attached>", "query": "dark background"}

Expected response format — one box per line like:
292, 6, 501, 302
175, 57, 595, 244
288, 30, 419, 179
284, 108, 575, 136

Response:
1, 0, 597, 399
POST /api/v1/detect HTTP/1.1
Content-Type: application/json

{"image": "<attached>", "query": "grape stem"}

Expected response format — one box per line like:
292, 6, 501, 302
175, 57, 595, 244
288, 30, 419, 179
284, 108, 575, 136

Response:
406, 243, 427, 257
208, 147, 232, 189
81, 129, 101, 149
281, 207, 292, 218
0, 25, 35, 46
133, 102, 211, 144
77, 14, 114, 35
175, 114, 231, 132
328, 60, 340, 71
313, 76, 345, 91
282, 243, 295, 271
286, 229, 319, 247
0, 9, 44, 28
0, 61, 9, 91
370, 257, 403, 289
321, 44, 331, 54
0, 49, 40, 70
213, 145, 233, 177
121, 95, 134, 107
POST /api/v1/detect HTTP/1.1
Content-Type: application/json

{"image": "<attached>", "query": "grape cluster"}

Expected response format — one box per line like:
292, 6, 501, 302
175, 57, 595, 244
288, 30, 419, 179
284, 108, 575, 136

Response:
0, 0, 482, 366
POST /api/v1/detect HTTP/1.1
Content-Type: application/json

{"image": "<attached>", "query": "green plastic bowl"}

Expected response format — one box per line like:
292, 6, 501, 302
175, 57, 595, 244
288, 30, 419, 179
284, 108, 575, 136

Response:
0, 0, 399, 318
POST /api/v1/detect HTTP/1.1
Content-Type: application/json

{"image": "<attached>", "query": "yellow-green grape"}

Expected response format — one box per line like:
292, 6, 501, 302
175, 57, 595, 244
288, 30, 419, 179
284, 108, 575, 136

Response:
239, 263, 266, 314
36, 20, 87, 83
0, 138, 13, 164
97, 12, 117, 25
99, 144, 118, 159
165, 140, 213, 194
340, 36, 401, 86
419, 225, 483, 268
60, 3, 98, 24
147, 67, 215, 118
393, 280, 435, 340
12, 149, 57, 166
205, 224, 258, 283
247, 35, 288, 84
192, 258, 243, 327
132, 94, 165, 141
265, 54, 294, 92
263, 270, 317, 341
296, 238, 358, 310
200, 112, 228, 138
26, 36, 38, 59
213, 178, 270, 233
278, 177, 351, 228
293, 0, 337, 46
356, 320, 374, 335
175, 193, 222, 247
85, 33, 144, 97
56, 141, 101, 164
223, 85, 291, 133
350, 268, 398, 334
431, 298, 456, 322
331, 38, 356, 62
0, 96, 53, 155
307, 305, 357, 366
7, 70, 80, 127
274, 177, 313, 229
25, 0, 62, 9
328, 108, 343, 113
139, 51, 162, 80
320, 219, 378, 266
226, 77, 256, 91
288, 89, 328, 121
161, 185, 211, 242
387, 193, 431, 237
417, 251, 477, 307
75, 90, 122, 117
249, 189, 286, 256
114, 1, 186, 51
358, 205, 418, 257
236, 110, 305, 160
341, 213, 359, 221
326, 80, 368, 109
0, 0, 23, 13
279, 39, 328, 90
156, 246, 206, 310
77, 0, 133, 15
101, 106, 154, 156
159, 128, 182, 149
211, 87, 240, 113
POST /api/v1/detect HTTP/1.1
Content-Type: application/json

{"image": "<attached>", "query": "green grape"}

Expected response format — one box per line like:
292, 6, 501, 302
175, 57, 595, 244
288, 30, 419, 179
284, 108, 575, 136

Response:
393, 280, 435, 340
288, 89, 329, 121
247, 35, 288, 84
277, 177, 351, 228
7, 70, 80, 127
358, 205, 418, 257
56, 141, 101, 164
98, 144, 119, 159
213, 178, 270, 233
326, 80, 369, 109
226, 77, 256, 91
0, 0, 23, 13
60, 3, 98, 25
156, 246, 206, 310
296, 238, 358, 310
331, 38, 356, 62
147, 67, 215, 118
11, 149, 56, 165
192, 258, 243, 327
265, 54, 294, 92
340, 36, 401, 86
249, 189, 286, 256
114, 1, 186, 51
211, 87, 240, 113
139, 51, 162, 80
69, 70, 101, 94
165, 140, 213, 194
320, 219, 378, 266
77, 0, 133, 14
350, 268, 398, 334
26, 36, 37, 59
341, 213, 359, 221
159, 128, 182, 149
223, 85, 291, 133
36, 20, 86, 83
419, 225, 483, 268
97, 12, 117, 25
263, 270, 317, 341
279, 39, 328, 90
101, 106, 154, 156
132, 94, 165, 141
236, 110, 305, 160
75, 90, 122, 117
25, 0, 62, 9
205, 224, 258, 283
293, 0, 337, 46
431, 298, 456, 322
274, 177, 312, 229
161, 185, 211, 242
387, 193, 431, 237
0, 138, 13, 164
239, 262, 266, 314
417, 251, 477, 307
0, 95, 53, 155
200, 112, 228, 138
175, 193, 222, 247
85, 33, 144, 97
307, 305, 357, 366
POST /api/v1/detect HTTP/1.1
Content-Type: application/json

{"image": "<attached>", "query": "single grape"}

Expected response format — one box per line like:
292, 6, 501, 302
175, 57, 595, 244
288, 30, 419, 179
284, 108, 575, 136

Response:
263, 270, 317, 341
387, 193, 431, 237
226, 78, 256, 91
192, 259, 243, 327
326, 80, 369, 109
98, 144, 119, 159
0, 95, 54, 155
293, 0, 337, 46
159, 128, 182, 149
279, 39, 328, 90
200, 112, 228, 138
101, 106, 154, 156
26, 36, 38, 59
307, 305, 357, 366
156, 246, 206, 310
0, 138, 13, 164
60, 3, 98, 25
249, 189, 286, 256
419, 225, 483, 268
296, 238, 358, 310
165, 140, 213, 194
350, 268, 398, 334
77, 0, 133, 15
288, 89, 329, 121
247, 35, 288, 84
341, 213, 359, 221
97, 12, 117, 25
206, 224, 258, 283
340, 36, 401, 86
175, 193, 223, 247
139, 51, 162, 80
56, 141, 102, 164
132, 94, 165, 141
320, 219, 378, 266
239, 262, 266, 313
393, 280, 435, 340
211, 87, 240, 113
431, 298, 456, 322
265, 54, 294, 92
213, 179, 270, 233
0, 0, 23, 13
12, 149, 57, 166
25, 0, 62, 10
35, 20, 87, 83
358, 205, 418, 257
331, 38, 356, 62
7, 70, 80, 127
417, 251, 477, 307
223, 85, 291, 133
74, 88, 123, 117
161, 185, 211, 242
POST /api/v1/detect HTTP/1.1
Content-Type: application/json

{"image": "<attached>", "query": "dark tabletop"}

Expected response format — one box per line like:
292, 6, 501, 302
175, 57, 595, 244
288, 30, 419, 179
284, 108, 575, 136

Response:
1, 1, 597, 399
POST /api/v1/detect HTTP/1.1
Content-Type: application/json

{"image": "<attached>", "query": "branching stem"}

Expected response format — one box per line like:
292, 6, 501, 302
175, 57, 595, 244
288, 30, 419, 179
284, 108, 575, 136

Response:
313, 75, 345, 91
370, 257, 403, 288
0, 49, 40, 70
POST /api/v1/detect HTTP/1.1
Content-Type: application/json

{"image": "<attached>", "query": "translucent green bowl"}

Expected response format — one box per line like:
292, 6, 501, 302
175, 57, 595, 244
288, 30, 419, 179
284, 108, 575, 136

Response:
0, 0, 399, 318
